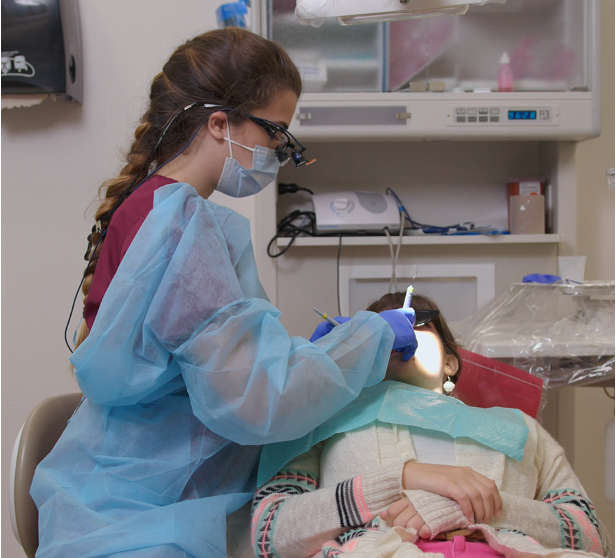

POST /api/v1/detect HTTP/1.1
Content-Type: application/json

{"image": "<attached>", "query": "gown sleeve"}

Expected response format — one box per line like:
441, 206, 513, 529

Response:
71, 183, 395, 445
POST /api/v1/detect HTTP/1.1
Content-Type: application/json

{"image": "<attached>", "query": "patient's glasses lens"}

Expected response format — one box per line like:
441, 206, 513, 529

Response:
414, 310, 440, 327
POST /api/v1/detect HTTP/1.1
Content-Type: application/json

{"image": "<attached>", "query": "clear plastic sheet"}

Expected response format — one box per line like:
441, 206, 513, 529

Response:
454, 282, 615, 389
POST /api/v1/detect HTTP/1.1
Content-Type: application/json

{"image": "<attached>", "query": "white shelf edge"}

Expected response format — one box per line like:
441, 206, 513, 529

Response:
276, 233, 563, 247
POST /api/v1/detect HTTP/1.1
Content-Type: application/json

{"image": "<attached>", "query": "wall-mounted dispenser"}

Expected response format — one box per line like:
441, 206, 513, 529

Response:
1, 0, 82, 103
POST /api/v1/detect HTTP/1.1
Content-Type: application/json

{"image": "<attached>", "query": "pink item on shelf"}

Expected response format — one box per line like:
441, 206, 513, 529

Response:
510, 36, 535, 77
497, 52, 513, 92
510, 37, 576, 82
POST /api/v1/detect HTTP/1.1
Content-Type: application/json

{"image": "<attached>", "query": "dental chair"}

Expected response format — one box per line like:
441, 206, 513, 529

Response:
9, 391, 255, 558
9, 392, 83, 558
456, 349, 545, 419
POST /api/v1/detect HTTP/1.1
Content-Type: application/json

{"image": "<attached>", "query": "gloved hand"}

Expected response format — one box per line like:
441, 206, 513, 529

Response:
379, 308, 418, 361
309, 316, 351, 343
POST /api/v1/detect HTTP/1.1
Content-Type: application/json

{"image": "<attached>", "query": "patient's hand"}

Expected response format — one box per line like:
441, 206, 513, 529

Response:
402, 462, 502, 525
379, 497, 430, 540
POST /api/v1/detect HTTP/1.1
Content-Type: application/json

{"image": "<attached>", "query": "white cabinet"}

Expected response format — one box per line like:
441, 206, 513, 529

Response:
263, 0, 594, 94
249, 1, 593, 337
255, 0, 601, 140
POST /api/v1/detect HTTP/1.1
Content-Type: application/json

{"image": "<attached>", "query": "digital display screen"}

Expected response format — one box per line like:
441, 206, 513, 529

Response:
508, 110, 537, 120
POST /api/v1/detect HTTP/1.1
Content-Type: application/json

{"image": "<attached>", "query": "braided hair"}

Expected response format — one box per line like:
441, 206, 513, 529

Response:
75, 28, 302, 349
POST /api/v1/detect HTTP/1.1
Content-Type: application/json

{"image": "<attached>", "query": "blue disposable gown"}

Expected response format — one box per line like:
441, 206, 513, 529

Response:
31, 183, 395, 558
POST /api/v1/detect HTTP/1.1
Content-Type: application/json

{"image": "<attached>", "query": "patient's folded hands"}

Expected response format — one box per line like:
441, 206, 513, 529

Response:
401, 462, 502, 525
379, 496, 430, 541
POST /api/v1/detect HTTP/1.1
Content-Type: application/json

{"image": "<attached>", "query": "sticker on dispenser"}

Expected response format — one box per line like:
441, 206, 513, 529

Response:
1, 51, 36, 78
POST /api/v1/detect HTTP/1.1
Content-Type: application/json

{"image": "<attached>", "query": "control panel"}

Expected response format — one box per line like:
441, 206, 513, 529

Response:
449, 106, 559, 126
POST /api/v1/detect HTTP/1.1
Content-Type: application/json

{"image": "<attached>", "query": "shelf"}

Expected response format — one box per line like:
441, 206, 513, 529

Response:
276, 234, 562, 247
326, 59, 381, 71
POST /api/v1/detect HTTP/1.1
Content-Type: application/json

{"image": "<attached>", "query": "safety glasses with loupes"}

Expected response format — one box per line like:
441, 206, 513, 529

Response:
247, 115, 316, 168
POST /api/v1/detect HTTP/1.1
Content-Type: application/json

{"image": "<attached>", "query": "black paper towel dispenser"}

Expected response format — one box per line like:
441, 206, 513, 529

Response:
1, 0, 82, 103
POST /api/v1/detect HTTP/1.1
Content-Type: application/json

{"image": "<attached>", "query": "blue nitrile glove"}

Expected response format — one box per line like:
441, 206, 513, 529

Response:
523, 273, 561, 284
309, 316, 351, 343
379, 308, 418, 361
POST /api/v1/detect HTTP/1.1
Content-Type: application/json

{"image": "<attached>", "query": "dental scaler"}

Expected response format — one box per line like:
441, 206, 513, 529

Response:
314, 308, 341, 327
403, 268, 418, 309
403, 285, 414, 309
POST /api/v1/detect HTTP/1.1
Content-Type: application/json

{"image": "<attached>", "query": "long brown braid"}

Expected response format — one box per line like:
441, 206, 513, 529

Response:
74, 28, 302, 349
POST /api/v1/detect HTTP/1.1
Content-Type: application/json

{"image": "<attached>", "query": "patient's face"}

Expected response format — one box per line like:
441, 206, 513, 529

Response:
384, 323, 450, 393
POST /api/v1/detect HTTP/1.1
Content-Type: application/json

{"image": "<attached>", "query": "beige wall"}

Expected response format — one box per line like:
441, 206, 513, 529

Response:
565, 0, 615, 543
577, 0, 615, 281
2, 2, 614, 557
0, 3, 249, 557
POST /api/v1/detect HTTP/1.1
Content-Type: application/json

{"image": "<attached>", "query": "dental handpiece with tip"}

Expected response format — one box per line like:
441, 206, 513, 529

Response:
403, 268, 418, 309
314, 308, 341, 327
403, 285, 414, 309
400, 269, 439, 327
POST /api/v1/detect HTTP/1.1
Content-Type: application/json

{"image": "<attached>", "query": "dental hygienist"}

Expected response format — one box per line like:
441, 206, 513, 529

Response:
30, 28, 417, 558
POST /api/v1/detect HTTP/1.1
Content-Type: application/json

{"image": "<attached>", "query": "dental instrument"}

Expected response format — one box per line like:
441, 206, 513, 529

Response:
403, 268, 418, 309
402, 269, 440, 327
403, 285, 414, 309
314, 308, 341, 327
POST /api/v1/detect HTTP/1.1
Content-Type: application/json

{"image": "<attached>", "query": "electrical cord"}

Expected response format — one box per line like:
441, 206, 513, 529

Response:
384, 228, 396, 292
64, 234, 104, 353
386, 187, 475, 234
278, 183, 314, 196
267, 210, 317, 258
337, 235, 342, 316
384, 211, 406, 293
267, 184, 316, 258
266, 207, 343, 313
396, 211, 404, 281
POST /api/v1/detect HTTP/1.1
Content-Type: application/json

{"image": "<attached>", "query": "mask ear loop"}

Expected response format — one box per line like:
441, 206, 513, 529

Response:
225, 118, 233, 160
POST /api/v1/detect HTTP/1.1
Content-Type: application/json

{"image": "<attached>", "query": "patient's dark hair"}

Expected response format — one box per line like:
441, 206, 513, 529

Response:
366, 293, 463, 385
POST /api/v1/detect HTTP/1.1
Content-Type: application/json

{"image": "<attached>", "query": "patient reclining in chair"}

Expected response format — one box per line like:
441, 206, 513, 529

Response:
251, 293, 612, 558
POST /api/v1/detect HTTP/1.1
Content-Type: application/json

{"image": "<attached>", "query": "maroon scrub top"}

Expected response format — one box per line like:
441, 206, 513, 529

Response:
84, 175, 177, 330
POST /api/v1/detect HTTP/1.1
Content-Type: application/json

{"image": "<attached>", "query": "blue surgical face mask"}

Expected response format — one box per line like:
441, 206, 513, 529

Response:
215, 122, 281, 198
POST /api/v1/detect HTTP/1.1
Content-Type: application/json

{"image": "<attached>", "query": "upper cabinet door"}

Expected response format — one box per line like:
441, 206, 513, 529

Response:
266, 0, 593, 94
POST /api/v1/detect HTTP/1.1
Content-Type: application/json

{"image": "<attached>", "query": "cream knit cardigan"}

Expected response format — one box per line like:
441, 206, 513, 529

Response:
251, 413, 612, 558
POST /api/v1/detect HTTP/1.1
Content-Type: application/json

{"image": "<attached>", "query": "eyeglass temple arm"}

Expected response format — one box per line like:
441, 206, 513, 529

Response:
248, 115, 307, 153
